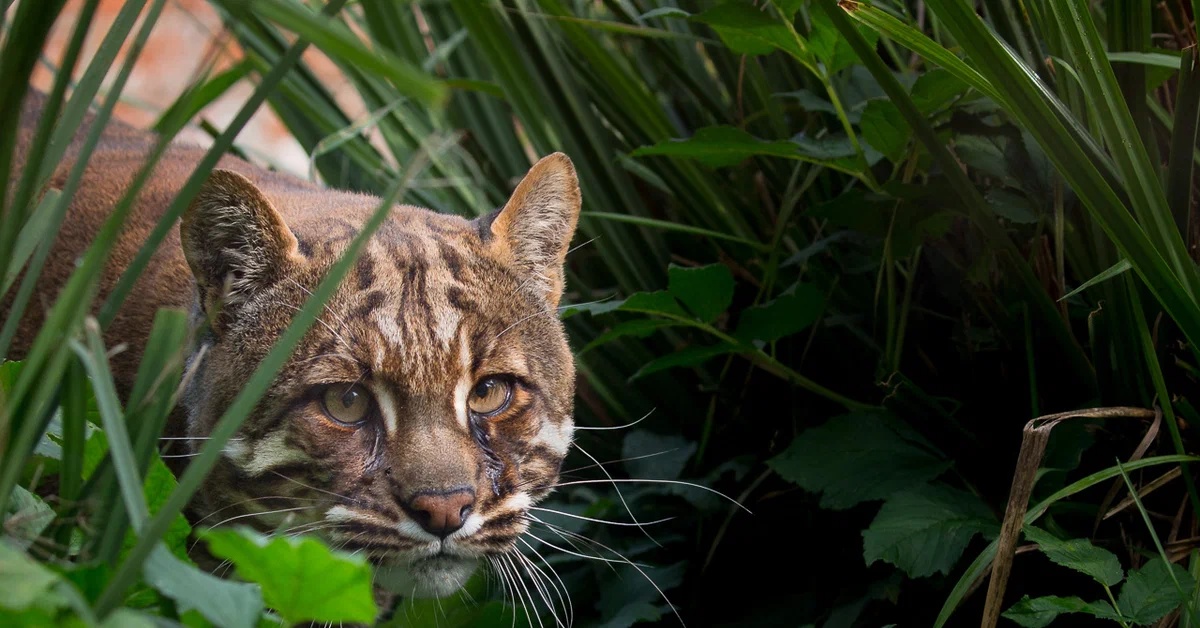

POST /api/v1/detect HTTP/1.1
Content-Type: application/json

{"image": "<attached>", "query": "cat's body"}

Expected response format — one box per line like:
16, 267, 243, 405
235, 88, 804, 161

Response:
8, 90, 580, 609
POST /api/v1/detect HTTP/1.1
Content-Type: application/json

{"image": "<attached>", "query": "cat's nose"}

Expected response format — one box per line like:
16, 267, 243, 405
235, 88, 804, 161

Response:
404, 488, 475, 538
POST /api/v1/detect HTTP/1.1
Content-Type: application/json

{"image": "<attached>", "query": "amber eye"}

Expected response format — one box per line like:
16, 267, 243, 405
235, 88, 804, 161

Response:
469, 376, 512, 417
320, 383, 373, 425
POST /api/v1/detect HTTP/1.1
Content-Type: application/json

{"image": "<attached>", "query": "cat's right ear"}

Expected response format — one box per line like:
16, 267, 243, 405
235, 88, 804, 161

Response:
180, 169, 301, 315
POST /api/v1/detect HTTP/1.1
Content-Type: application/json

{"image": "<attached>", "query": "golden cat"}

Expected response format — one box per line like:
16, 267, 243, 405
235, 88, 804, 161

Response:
8, 90, 580, 608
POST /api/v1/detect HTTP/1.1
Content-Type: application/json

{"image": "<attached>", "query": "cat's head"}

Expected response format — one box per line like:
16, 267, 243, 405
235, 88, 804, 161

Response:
178, 154, 580, 598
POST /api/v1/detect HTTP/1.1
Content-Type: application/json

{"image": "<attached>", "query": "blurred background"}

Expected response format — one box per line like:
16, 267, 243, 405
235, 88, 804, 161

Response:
9, 1, 1200, 626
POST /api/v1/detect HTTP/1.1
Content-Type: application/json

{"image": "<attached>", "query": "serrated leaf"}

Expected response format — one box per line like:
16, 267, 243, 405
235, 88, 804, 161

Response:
910, 68, 970, 113
860, 99, 909, 162
986, 188, 1039, 224
622, 430, 697, 480
631, 343, 739, 380
1003, 595, 1120, 627
619, 291, 688, 317
667, 263, 734, 322
735, 283, 825, 343
580, 319, 680, 354
1116, 557, 1195, 624
808, 6, 877, 74
767, 412, 949, 509
862, 484, 997, 578
143, 544, 263, 628
693, 3, 806, 59
5, 486, 54, 549
204, 528, 377, 625
1022, 526, 1123, 586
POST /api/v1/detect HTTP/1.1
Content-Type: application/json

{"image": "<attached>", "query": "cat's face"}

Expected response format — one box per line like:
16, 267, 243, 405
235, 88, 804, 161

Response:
179, 155, 579, 598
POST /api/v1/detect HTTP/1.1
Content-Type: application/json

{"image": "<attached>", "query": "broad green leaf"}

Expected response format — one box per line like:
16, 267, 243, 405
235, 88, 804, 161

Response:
1022, 526, 1123, 586
860, 99, 909, 162
792, 132, 876, 167
808, 5, 877, 74
667, 263, 734, 322
910, 68, 970, 114
692, 3, 806, 60
204, 528, 377, 625
862, 484, 997, 578
622, 430, 697, 480
5, 486, 54, 549
580, 319, 680, 354
559, 298, 623, 319
619, 291, 688, 317
735, 283, 825, 343
985, 189, 1039, 224
1116, 557, 1196, 624
641, 8, 690, 20
0, 543, 65, 611
1002, 595, 1120, 627
776, 89, 845, 119
631, 343, 739, 380
767, 412, 949, 509
143, 544, 263, 628
633, 126, 806, 168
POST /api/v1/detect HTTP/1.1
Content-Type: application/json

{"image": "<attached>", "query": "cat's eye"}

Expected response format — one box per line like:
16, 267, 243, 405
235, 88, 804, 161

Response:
468, 376, 512, 417
320, 383, 373, 425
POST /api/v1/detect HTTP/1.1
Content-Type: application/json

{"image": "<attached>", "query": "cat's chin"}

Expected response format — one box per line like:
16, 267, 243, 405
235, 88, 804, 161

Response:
374, 555, 478, 598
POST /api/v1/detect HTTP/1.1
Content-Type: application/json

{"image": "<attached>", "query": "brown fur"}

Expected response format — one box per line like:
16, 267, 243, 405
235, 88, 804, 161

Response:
7, 90, 580, 606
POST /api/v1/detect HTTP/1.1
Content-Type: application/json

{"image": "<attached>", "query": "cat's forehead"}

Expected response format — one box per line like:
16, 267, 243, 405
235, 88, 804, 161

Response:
289, 208, 546, 389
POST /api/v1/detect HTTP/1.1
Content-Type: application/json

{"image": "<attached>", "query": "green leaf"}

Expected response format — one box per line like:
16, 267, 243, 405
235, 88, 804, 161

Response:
734, 283, 825, 343
619, 291, 688, 317
1003, 595, 1121, 628
860, 99, 909, 162
622, 430, 697, 480
910, 68, 970, 114
986, 189, 1039, 224
0, 543, 65, 612
632, 126, 806, 168
862, 484, 997, 578
1116, 557, 1196, 624
631, 343, 739, 380
1022, 526, 1123, 586
667, 263, 734, 322
5, 486, 54, 549
580, 319, 680, 354
767, 412, 949, 510
204, 528, 378, 625
143, 544, 263, 628
692, 3, 806, 60
808, 5, 876, 74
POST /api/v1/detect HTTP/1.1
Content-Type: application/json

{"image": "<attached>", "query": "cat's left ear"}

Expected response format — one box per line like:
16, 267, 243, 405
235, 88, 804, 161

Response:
487, 153, 581, 308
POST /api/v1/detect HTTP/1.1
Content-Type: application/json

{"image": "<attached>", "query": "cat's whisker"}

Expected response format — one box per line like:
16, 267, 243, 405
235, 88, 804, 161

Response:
526, 518, 685, 627
515, 550, 566, 628
269, 300, 355, 354
573, 407, 655, 430
569, 443, 661, 548
558, 447, 677, 475
506, 553, 543, 628
284, 277, 354, 331
495, 308, 555, 340
550, 478, 752, 514
488, 555, 519, 628
515, 236, 599, 298
529, 506, 674, 528
201, 505, 316, 531
268, 469, 359, 504
523, 519, 650, 569
517, 538, 573, 627
157, 436, 246, 441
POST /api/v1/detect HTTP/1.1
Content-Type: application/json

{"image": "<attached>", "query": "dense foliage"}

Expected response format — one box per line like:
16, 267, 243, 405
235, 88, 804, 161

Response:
3, 0, 1200, 626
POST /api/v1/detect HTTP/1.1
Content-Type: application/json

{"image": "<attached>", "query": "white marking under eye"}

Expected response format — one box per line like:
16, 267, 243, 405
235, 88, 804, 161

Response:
374, 385, 399, 436
535, 414, 573, 456
233, 430, 309, 477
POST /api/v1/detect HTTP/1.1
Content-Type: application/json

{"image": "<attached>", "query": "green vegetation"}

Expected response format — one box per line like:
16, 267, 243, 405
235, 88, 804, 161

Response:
2, 0, 1200, 625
